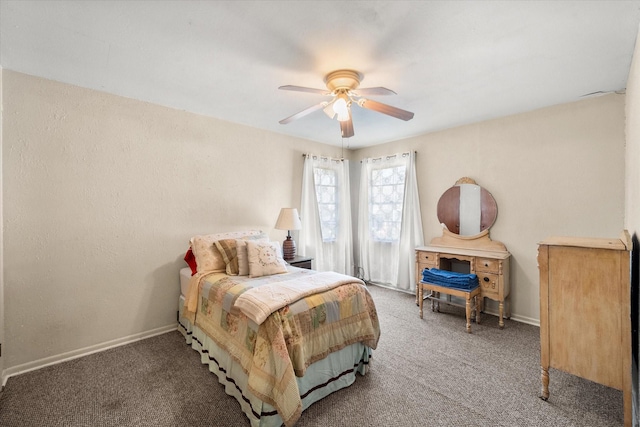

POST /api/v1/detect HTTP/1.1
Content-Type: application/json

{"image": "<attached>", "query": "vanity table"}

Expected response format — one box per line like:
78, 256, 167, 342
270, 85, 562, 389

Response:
416, 178, 511, 328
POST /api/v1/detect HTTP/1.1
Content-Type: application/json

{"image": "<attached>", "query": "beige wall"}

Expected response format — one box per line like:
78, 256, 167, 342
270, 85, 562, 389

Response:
0, 67, 4, 379
624, 22, 640, 423
1, 71, 342, 374
626, 26, 640, 241
354, 94, 626, 324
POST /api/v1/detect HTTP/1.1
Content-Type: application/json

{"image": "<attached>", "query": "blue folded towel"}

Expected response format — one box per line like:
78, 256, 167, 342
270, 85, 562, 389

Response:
421, 268, 479, 291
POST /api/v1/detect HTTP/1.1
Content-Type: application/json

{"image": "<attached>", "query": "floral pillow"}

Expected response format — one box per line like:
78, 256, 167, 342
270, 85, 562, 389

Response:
236, 235, 270, 276
246, 240, 288, 278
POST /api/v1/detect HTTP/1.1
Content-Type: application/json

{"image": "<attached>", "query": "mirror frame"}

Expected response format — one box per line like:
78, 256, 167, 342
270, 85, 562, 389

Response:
436, 177, 498, 236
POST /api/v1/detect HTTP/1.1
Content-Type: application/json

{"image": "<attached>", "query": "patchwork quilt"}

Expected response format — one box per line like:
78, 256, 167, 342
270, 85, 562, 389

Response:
181, 268, 380, 427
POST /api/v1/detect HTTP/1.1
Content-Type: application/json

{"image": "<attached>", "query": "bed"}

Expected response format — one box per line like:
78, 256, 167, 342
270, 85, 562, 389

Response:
176, 230, 380, 427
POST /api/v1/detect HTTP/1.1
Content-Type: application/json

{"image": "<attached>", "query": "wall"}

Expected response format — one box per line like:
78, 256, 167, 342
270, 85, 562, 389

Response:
624, 23, 640, 425
0, 67, 4, 382
1, 71, 342, 377
354, 94, 626, 324
627, 26, 640, 242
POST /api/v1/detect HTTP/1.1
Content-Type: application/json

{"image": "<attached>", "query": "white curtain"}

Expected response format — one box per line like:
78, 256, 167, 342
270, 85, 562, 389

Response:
299, 155, 353, 275
358, 151, 424, 292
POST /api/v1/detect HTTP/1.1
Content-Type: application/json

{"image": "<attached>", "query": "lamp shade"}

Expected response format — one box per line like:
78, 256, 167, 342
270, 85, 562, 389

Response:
275, 208, 302, 231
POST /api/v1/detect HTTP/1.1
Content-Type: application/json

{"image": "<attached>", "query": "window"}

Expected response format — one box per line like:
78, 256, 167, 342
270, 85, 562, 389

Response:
369, 165, 406, 242
313, 167, 338, 242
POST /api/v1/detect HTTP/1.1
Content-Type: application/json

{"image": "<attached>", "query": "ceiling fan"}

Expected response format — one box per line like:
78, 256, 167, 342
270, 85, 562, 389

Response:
278, 69, 414, 138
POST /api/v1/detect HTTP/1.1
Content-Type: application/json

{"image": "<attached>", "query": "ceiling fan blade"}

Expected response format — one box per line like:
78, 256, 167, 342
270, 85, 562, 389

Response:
352, 87, 397, 96
340, 116, 354, 138
279, 85, 331, 95
358, 98, 414, 121
279, 102, 327, 124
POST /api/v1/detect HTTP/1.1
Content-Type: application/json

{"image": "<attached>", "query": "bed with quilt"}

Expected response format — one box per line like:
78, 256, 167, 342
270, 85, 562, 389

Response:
177, 230, 380, 427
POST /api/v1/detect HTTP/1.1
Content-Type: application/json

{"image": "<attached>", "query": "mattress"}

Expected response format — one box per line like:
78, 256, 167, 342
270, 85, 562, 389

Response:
179, 267, 191, 297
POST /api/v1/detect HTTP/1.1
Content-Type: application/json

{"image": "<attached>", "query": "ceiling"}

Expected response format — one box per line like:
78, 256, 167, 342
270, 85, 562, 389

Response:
1, 1, 640, 149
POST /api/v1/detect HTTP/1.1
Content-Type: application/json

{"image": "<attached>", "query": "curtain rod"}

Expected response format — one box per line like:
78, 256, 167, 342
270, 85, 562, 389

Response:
361, 151, 417, 163
302, 153, 344, 162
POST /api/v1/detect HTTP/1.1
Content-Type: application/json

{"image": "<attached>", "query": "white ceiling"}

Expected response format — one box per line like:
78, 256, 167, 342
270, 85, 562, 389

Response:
1, 1, 640, 149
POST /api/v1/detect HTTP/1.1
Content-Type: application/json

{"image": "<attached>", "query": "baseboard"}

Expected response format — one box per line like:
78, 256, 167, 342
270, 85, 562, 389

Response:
1, 324, 177, 387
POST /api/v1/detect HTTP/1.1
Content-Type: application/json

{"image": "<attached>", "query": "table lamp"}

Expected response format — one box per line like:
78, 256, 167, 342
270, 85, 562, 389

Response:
275, 208, 302, 260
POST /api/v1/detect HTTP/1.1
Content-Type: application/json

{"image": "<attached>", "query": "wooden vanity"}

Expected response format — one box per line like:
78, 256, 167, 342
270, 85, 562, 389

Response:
416, 229, 511, 328
416, 178, 511, 328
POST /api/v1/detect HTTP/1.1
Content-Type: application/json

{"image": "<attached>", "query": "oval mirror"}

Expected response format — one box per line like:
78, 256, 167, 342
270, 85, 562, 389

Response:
436, 178, 498, 236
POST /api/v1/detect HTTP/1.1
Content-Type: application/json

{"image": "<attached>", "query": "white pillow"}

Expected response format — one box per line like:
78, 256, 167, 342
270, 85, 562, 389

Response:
236, 235, 270, 276
189, 230, 264, 273
246, 240, 288, 278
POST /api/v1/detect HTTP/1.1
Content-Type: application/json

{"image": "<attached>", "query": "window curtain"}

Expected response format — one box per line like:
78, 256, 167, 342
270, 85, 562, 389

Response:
358, 151, 424, 292
299, 155, 353, 275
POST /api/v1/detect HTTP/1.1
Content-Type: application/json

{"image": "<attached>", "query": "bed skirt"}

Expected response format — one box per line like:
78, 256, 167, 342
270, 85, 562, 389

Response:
177, 296, 371, 427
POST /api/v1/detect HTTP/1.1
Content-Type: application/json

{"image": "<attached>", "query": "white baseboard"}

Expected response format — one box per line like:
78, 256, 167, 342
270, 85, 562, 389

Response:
1, 324, 177, 387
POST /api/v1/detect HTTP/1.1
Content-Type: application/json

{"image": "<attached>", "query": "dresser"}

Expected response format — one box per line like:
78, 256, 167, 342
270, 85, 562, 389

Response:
416, 229, 511, 328
538, 232, 631, 426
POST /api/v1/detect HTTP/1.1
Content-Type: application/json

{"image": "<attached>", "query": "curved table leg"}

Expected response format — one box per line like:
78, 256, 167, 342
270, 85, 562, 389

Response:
540, 366, 549, 401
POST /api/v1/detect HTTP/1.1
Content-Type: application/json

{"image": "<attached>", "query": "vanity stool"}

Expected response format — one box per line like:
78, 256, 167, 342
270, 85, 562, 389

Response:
419, 268, 481, 333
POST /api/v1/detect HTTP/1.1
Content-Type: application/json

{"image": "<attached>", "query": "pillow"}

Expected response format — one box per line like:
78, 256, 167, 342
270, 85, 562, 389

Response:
189, 230, 264, 274
236, 234, 270, 276
246, 240, 288, 278
214, 239, 239, 275
184, 248, 198, 276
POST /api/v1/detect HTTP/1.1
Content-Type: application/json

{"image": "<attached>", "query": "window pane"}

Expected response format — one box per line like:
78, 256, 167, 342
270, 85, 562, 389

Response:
368, 165, 406, 242
313, 167, 339, 242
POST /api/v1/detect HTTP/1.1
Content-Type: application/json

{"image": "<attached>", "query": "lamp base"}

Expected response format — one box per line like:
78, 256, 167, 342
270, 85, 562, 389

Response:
282, 236, 296, 260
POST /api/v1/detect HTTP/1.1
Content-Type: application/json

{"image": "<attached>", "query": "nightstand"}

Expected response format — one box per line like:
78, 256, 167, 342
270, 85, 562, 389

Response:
287, 256, 313, 270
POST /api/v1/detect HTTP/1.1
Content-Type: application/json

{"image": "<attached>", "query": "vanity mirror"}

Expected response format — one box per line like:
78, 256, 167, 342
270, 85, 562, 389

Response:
436, 177, 497, 236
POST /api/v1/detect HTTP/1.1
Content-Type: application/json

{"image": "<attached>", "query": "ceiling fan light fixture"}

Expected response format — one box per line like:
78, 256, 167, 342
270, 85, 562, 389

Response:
333, 94, 350, 121
323, 101, 336, 119
336, 110, 350, 122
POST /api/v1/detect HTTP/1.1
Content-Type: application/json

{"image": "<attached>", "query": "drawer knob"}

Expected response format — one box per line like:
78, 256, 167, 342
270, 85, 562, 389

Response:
483, 277, 490, 282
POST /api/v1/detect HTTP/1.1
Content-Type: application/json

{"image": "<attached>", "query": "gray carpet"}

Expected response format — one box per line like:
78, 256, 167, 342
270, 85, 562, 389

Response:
0, 284, 624, 426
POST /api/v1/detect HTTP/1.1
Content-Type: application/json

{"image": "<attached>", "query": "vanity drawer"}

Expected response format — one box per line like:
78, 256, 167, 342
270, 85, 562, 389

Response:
417, 251, 438, 265
478, 272, 499, 297
476, 258, 499, 273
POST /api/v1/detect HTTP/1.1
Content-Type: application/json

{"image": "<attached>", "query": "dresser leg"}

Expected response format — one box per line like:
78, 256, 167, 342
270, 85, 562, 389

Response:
498, 301, 505, 329
540, 367, 549, 401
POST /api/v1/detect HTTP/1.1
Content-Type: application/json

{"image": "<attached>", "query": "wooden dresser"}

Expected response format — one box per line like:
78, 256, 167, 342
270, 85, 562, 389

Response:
538, 232, 631, 426
416, 228, 511, 328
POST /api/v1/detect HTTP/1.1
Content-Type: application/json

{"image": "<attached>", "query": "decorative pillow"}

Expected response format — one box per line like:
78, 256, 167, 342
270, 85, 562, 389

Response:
246, 240, 288, 278
236, 234, 270, 276
184, 248, 198, 276
189, 230, 264, 274
214, 239, 239, 276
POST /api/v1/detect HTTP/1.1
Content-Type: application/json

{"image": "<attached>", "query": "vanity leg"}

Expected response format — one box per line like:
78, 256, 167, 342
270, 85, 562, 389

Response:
498, 301, 505, 329
475, 296, 481, 324
541, 366, 549, 401
465, 298, 472, 333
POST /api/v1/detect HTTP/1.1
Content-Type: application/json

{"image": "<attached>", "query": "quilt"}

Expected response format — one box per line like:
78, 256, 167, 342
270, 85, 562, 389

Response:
181, 268, 380, 427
